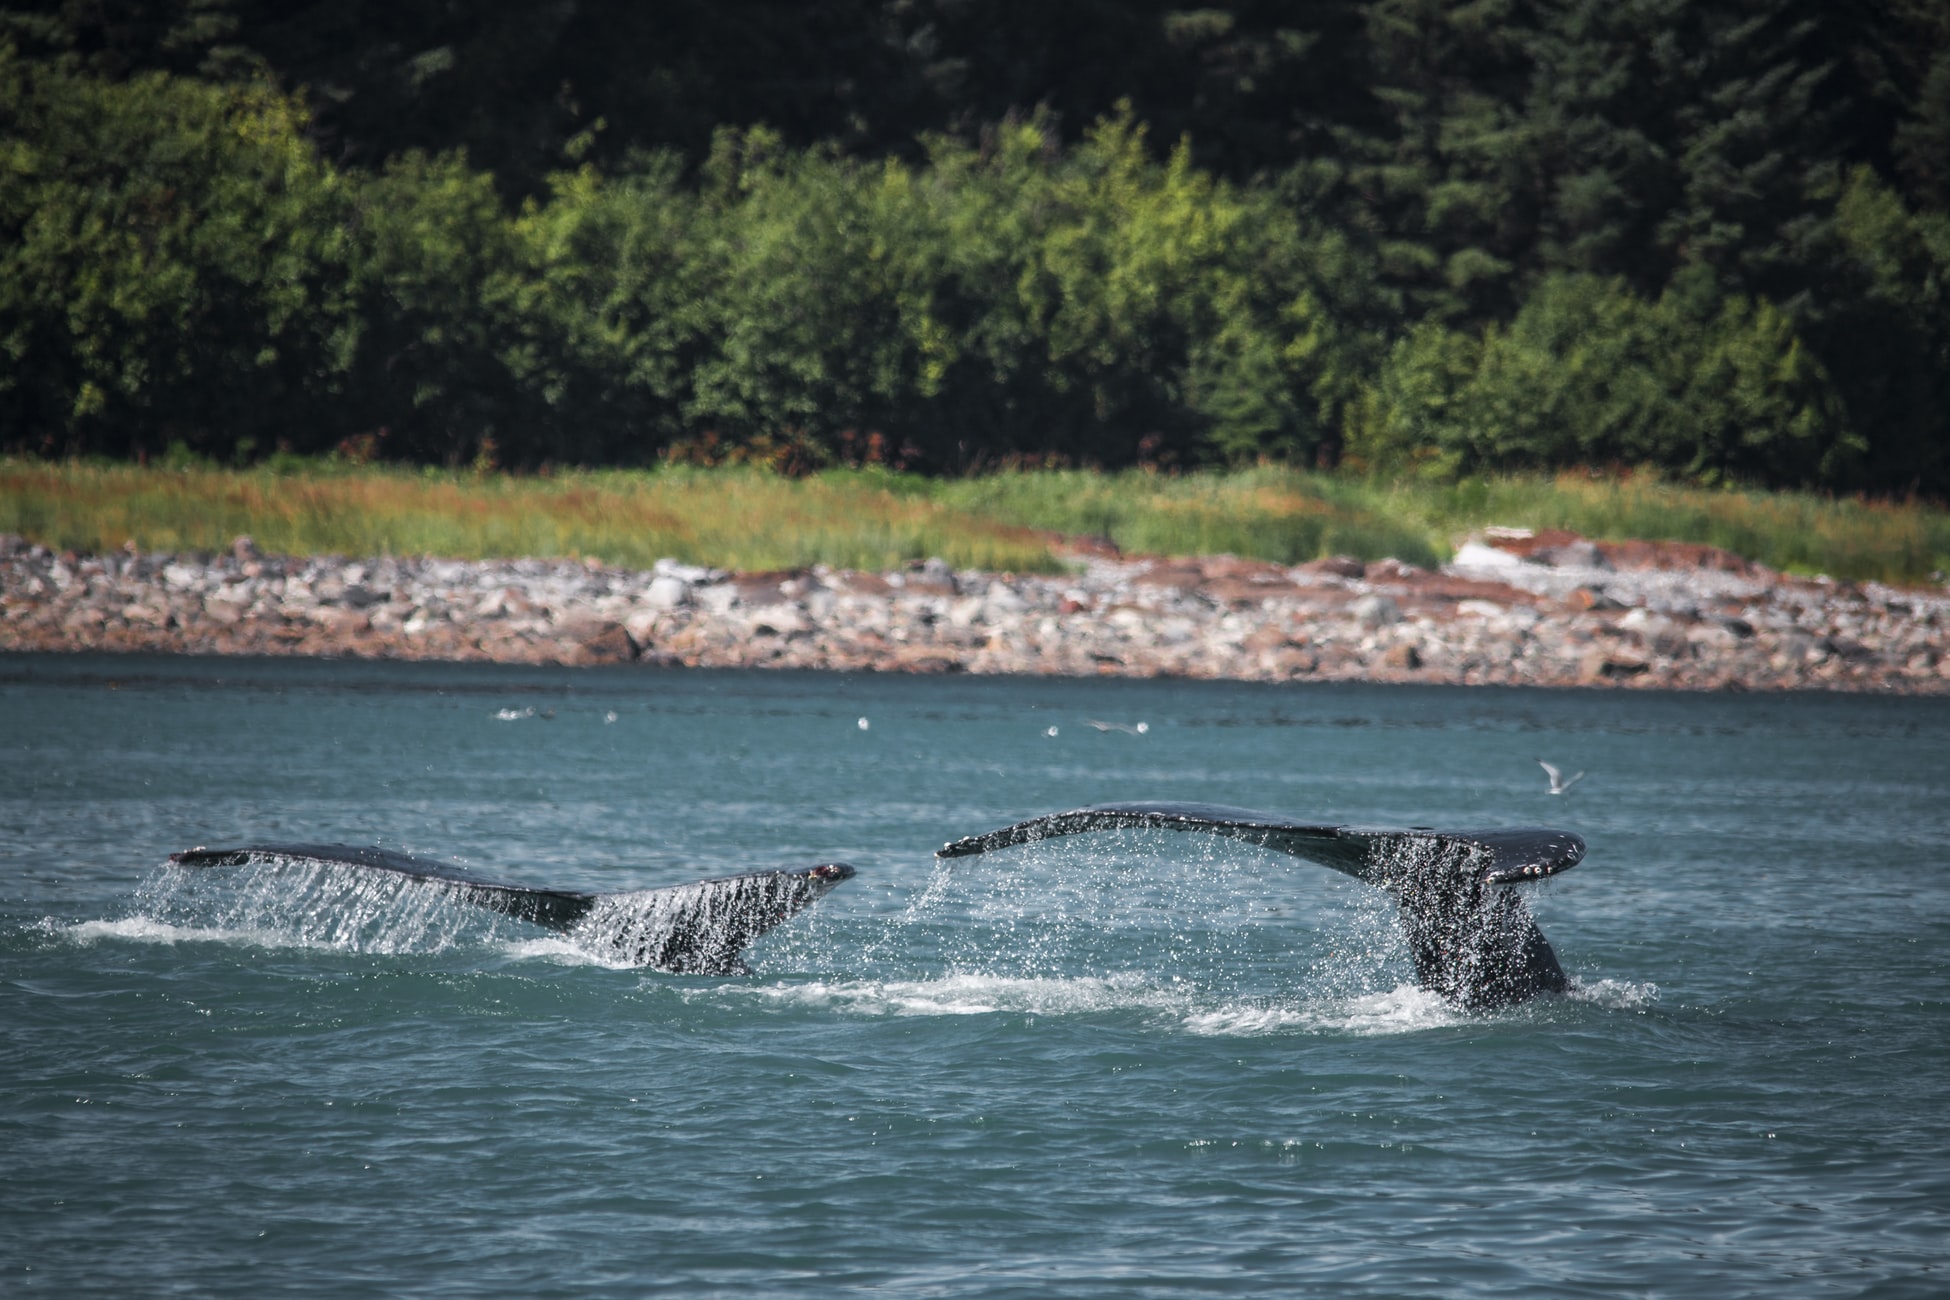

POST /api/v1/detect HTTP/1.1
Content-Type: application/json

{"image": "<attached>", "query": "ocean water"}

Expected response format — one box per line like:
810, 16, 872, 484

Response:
3, 654, 1946, 1297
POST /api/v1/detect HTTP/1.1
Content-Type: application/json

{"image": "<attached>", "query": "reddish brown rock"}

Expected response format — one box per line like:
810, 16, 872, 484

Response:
1293, 555, 1365, 580
570, 621, 637, 665
1567, 588, 1623, 611
1596, 538, 1755, 574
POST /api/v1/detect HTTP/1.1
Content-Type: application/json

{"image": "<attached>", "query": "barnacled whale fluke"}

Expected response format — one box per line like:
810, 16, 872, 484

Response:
168, 843, 854, 974
937, 801, 1585, 1010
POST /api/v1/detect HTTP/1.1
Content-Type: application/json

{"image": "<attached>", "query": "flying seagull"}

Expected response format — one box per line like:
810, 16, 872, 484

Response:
1084, 720, 1149, 735
1538, 760, 1585, 795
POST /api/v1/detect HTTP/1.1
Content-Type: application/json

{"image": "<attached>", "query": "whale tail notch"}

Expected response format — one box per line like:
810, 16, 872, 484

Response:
937, 802, 1583, 1010
167, 844, 854, 975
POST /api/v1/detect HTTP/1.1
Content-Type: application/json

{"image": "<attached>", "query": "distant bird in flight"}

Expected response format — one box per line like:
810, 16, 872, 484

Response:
1085, 720, 1149, 735
1538, 760, 1585, 795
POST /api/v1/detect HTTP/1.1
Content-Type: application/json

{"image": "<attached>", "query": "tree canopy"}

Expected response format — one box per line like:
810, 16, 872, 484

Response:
3, 0, 1947, 493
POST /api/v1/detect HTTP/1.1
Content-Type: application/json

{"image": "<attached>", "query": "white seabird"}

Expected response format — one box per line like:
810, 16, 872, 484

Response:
1538, 759, 1585, 795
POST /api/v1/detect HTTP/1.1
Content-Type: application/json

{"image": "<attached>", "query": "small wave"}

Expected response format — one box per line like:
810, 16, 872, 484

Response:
498, 934, 638, 969
56, 916, 205, 946
695, 971, 1478, 1036
55, 914, 357, 955
1185, 983, 1465, 1037
54, 912, 706, 973
1567, 977, 1660, 1009
703, 971, 1193, 1018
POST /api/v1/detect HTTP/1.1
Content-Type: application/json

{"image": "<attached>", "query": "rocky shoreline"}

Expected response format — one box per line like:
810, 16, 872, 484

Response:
2, 530, 1945, 693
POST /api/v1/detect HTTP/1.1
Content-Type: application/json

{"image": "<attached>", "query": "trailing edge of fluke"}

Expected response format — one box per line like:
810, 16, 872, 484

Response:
172, 801, 1588, 1008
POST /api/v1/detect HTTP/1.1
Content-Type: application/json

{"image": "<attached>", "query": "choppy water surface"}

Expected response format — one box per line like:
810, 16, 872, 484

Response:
4, 655, 1946, 1297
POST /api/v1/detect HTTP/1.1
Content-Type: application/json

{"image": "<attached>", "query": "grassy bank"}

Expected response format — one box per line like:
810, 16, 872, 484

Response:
0, 461, 1065, 574
3, 460, 1947, 585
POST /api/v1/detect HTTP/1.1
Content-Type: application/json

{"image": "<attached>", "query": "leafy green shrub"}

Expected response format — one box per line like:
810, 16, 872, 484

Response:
0, 49, 356, 458
624, 112, 1369, 473
1349, 272, 1860, 487
507, 157, 718, 465
334, 150, 532, 465
677, 129, 940, 462
904, 113, 1366, 470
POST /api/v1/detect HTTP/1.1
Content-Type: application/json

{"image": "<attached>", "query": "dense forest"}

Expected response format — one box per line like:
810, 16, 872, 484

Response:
2, 1, 1947, 493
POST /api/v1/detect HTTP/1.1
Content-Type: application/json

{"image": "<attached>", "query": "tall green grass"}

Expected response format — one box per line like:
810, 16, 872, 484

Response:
1350, 472, 1950, 584
933, 468, 1447, 569
0, 462, 1061, 573
4, 459, 1946, 584
937, 467, 1950, 583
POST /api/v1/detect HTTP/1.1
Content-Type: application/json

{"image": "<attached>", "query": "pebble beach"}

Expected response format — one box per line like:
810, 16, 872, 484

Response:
3, 529, 1945, 693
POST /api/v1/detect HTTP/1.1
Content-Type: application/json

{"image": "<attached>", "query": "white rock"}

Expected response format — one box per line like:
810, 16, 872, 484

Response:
1451, 541, 1524, 570
1352, 594, 1400, 628
984, 584, 1028, 616
750, 606, 810, 637
624, 609, 661, 644
654, 558, 720, 584
645, 575, 691, 609
694, 584, 739, 615
1618, 608, 1673, 634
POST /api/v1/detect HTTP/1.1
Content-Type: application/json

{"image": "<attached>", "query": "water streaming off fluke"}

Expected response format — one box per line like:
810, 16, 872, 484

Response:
159, 845, 854, 972
937, 801, 1585, 1009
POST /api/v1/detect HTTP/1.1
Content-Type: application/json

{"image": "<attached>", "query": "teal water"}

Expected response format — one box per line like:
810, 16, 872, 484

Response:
3, 654, 1946, 1297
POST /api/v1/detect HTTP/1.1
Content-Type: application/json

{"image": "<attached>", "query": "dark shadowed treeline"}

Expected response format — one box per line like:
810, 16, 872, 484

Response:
2, 1, 1948, 493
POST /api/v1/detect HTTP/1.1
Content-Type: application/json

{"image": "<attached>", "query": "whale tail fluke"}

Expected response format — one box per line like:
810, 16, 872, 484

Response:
937, 802, 1583, 1010
571, 866, 855, 974
1370, 831, 1570, 1008
167, 844, 853, 974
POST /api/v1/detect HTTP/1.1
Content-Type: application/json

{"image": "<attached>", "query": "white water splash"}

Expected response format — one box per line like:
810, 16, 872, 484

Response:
572, 873, 836, 973
109, 860, 841, 974
1567, 977, 1660, 1009
120, 862, 517, 958
98, 844, 1619, 1030
849, 838, 1405, 982
499, 934, 635, 968
694, 970, 1476, 1036
707, 971, 1191, 1018
1185, 983, 1466, 1036
60, 915, 283, 950
58, 908, 685, 973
